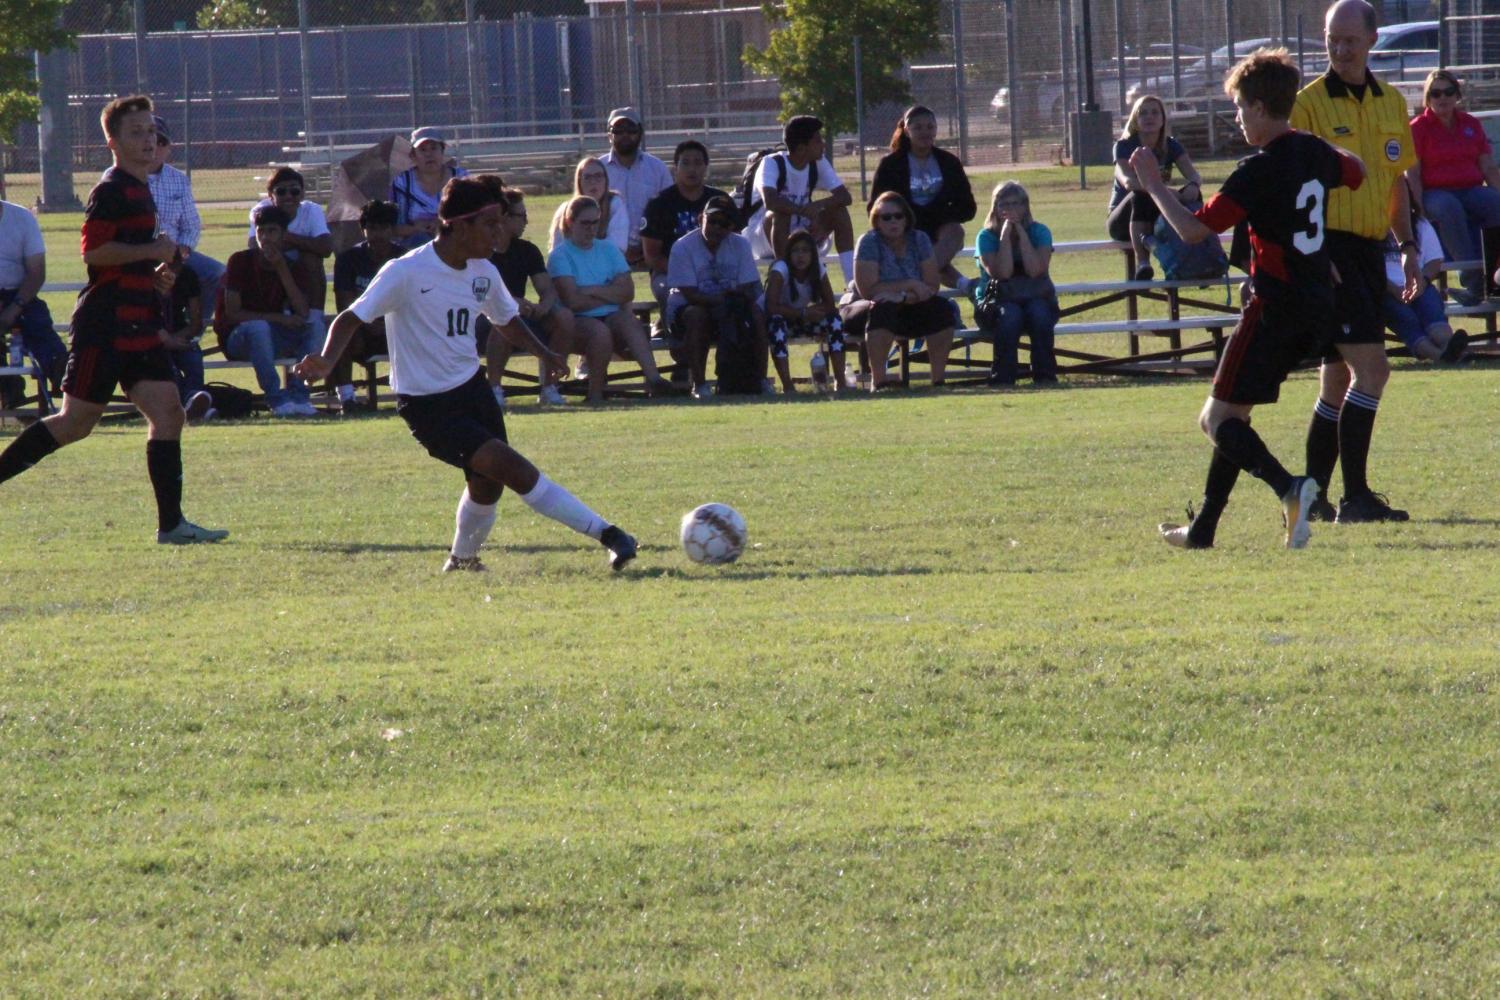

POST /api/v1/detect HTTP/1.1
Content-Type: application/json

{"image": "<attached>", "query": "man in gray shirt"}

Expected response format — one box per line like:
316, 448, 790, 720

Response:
665, 196, 767, 398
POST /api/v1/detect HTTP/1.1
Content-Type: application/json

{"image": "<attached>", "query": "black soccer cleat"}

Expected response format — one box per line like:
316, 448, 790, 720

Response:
1307, 490, 1338, 523
1336, 491, 1410, 524
600, 525, 637, 571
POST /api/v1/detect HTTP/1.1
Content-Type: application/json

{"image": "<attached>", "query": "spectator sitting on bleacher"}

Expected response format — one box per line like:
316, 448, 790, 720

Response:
600, 107, 673, 268
641, 140, 729, 313
745, 115, 857, 289
1406, 69, 1500, 305
148, 115, 225, 317
219, 205, 324, 417
245, 167, 332, 332
0, 199, 66, 410
665, 195, 767, 399
840, 192, 955, 391
162, 263, 214, 422
548, 196, 674, 398
550, 157, 631, 256
1107, 95, 1204, 281
1383, 178, 1468, 363
763, 230, 845, 394
478, 184, 602, 405
330, 199, 402, 415
391, 126, 469, 250
975, 181, 1059, 387
869, 105, 977, 293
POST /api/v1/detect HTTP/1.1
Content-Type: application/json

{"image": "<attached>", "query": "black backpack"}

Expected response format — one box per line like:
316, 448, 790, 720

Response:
714, 295, 763, 395
735, 149, 818, 229
204, 381, 257, 419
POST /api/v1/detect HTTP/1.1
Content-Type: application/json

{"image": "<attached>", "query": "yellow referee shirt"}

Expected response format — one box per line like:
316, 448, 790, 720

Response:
1291, 68, 1416, 240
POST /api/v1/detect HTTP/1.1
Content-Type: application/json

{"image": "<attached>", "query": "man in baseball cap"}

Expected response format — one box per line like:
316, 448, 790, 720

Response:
601, 107, 672, 267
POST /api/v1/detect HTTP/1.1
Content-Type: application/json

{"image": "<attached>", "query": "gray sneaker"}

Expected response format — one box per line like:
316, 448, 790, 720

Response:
157, 519, 230, 545
538, 384, 566, 406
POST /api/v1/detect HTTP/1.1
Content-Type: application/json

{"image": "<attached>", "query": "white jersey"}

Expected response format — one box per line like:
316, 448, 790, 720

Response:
349, 242, 519, 396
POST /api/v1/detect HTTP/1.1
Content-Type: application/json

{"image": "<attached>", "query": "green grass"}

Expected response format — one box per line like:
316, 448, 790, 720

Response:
4, 364, 1500, 996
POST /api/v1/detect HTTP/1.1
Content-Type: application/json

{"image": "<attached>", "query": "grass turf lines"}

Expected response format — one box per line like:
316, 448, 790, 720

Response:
4, 367, 1500, 996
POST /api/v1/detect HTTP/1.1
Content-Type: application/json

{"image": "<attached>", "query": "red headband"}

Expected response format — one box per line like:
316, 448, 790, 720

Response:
439, 202, 502, 223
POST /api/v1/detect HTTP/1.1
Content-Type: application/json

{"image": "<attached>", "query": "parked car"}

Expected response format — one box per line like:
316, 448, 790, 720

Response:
992, 44, 1204, 123
1366, 20, 1439, 81
1125, 37, 1324, 109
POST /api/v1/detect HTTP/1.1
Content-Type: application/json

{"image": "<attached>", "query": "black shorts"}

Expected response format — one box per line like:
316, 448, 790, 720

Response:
1325, 231, 1387, 351
1212, 295, 1326, 405
838, 297, 957, 340
62, 340, 177, 405
397, 370, 508, 473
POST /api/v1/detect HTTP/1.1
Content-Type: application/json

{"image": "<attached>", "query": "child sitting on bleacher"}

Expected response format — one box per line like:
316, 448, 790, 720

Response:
1382, 178, 1468, 363
762, 230, 845, 393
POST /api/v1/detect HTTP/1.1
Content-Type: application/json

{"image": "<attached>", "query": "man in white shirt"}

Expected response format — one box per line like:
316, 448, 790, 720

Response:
0, 199, 66, 408
294, 178, 639, 574
600, 107, 673, 269
745, 115, 856, 287
148, 115, 224, 316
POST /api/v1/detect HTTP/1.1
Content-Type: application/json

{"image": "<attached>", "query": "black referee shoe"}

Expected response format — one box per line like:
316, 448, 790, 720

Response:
1307, 490, 1338, 523
600, 525, 637, 571
1336, 492, 1410, 523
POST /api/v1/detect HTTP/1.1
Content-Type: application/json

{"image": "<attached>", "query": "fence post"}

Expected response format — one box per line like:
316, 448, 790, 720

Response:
1169, 0, 1181, 99
854, 36, 867, 204
134, 0, 147, 94
1113, 0, 1126, 114
624, 0, 643, 113
466, 0, 482, 127
1438, 0, 1448, 69
1004, 0, 1020, 163
298, 0, 313, 143
36, 40, 79, 212
952, 0, 970, 163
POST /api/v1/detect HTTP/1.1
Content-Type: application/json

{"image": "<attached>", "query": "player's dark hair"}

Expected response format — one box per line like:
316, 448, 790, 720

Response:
100, 94, 153, 140
251, 204, 292, 230
1225, 48, 1300, 119
437, 177, 500, 233
266, 167, 304, 195
501, 187, 527, 207
778, 229, 820, 303
359, 200, 398, 228
889, 105, 935, 153
783, 115, 823, 154
674, 140, 709, 166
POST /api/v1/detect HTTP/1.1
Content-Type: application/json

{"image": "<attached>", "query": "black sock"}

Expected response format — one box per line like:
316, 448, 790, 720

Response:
0, 421, 61, 485
146, 439, 184, 533
1305, 398, 1341, 495
1187, 448, 1242, 547
1214, 417, 1293, 498
1339, 388, 1380, 499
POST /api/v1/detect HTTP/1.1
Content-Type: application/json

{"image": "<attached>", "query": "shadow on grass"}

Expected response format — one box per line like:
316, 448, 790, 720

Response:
622, 563, 937, 582
1426, 516, 1500, 528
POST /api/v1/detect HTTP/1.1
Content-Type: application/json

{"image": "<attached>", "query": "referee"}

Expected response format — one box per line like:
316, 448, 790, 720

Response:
1290, 0, 1418, 523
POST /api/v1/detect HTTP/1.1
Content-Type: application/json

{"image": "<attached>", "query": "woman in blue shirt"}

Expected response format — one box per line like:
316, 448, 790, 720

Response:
976, 181, 1058, 386
1106, 96, 1203, 281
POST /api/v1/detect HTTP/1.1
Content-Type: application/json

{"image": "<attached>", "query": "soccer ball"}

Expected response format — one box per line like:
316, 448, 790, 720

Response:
680, 503, 747, 565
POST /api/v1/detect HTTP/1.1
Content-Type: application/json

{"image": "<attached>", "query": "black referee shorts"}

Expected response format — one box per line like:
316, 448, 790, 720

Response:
397, 370, 508, 474
1325, 230, 1387, 355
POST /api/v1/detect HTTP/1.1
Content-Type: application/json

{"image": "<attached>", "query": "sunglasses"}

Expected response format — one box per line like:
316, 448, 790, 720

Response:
609, 125, 641, 135
877, 212, 907, 223
998, 200, 1026, 209
273, 186, 302, 197
1429, 85, 1459, 98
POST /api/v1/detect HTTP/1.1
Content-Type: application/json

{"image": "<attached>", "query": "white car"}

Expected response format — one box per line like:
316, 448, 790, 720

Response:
1125, 37, 1323, 110
1366, 21, 1439, 81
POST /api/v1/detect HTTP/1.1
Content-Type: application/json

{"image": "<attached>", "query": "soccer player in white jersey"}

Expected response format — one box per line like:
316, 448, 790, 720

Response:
294, 178, 638, 572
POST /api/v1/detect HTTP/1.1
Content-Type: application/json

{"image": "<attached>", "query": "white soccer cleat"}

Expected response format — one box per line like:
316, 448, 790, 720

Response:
1282, 476, 1318, 550
157, 519, 229, 545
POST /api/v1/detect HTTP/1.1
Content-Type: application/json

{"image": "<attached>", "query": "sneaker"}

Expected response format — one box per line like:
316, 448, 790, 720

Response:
538, 383, 566, 406
1336, 491, 1410, 524
691, 382, 716, 401
341, 398, 371, 417
574, 359, 591, 381
1440, 330, 1470, 363
201, 407, 218, 423
441, 554, 488, 573
290, 400, 320, 417
491, 384, 506, 409
184, 390, 213, 422
1158, 522, 1209, 549
762, 378, 778, 396
1307, 491, 1338, 523
599, 524, 637, 571
1281, 476, 1318, 549
1448, 287, 1481, 307
270, 400, 301, 418
1133, 264, 1154, 282
157, 519, 230, 545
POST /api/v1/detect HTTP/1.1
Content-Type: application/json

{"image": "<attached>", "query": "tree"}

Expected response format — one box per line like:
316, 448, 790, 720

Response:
745, 0, 941, 136
0, 0, 71, 143
195, 0, 276, 29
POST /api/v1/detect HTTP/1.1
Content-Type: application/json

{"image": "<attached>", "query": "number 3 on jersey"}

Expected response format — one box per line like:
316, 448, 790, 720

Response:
1293, 179, 1325, 254
445, 307, 470, 337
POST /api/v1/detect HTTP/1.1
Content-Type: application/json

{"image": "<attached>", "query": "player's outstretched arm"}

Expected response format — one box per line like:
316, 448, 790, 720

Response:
1128, 147, 1214, 245
293, 308, 361, 382
491, 316, 566, 382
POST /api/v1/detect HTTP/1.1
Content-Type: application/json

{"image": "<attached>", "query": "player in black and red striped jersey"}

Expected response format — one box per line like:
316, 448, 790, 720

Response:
0, 95, 226, 544
1131, 48, 1365, 551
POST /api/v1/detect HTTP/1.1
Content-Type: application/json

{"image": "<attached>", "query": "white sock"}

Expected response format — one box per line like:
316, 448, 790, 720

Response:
838, 250, 855, 287
520, 474, 606, 539
451, 489, 497, 559
337, 384, 355, 402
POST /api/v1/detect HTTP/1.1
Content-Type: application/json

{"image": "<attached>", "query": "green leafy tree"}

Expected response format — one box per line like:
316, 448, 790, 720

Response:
745, 0, 941, 135
195, 0, 276, 29
0, 1, 71, 142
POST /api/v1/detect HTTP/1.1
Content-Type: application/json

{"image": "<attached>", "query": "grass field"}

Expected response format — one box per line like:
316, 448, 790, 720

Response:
4, 359, 1500, 995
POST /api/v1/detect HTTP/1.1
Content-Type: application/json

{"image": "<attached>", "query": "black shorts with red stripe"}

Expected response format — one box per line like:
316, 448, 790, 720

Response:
1212, 295, 1331, 406
62, 337, 178, 405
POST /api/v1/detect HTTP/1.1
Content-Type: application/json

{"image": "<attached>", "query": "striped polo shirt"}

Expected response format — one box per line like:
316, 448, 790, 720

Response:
1291, 68, 1416, 241
71, 166, 165, 351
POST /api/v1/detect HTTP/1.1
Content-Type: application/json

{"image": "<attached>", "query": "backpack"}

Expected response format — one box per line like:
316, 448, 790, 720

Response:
1153, 203, 1229, 281
734, 149, 818, 229
204, 381, 257, 419
713, 295, 763, 395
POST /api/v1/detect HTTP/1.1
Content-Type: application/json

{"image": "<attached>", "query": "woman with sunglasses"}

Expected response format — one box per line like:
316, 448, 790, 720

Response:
975, 181, 1058, 387
868, 105, 977, 293
1407, 69, 1500, 304
549, 158, 631, 257
839, 192, 954, 391
547, 196, 673, 399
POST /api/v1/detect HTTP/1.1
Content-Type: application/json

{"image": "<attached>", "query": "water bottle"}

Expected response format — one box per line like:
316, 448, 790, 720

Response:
6, 334, 22, 369
810, 350, 828, 389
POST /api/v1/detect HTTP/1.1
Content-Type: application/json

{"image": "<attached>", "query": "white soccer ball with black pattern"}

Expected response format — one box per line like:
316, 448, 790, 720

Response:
680, 503, 747, 565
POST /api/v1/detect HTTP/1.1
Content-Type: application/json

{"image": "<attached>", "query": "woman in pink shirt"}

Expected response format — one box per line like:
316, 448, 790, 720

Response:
1407, 69, 1500, 303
